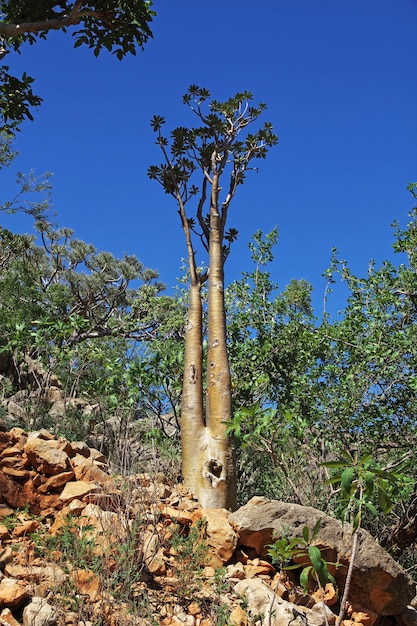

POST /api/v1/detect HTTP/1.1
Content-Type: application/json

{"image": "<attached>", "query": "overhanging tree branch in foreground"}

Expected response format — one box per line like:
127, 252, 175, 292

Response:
0, 0, 155, 132
148, 86, 278, 509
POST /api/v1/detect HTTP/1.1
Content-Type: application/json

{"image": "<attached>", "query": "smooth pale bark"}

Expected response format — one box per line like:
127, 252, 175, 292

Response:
180, 281, 204, 494
181, 171, 237, 510
204, 201, 237, 510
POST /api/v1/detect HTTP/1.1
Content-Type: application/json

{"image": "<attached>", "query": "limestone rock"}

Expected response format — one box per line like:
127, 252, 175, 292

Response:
230, 497, 414, 615
23, 596, 58, 626
4, 563, 66, 591
37, 470, 75, 493
234, 577, 333, 626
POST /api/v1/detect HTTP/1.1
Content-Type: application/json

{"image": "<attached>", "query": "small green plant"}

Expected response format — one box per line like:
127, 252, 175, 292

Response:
43, 513, 98, 572
267, 518, 338, 594
322, 451, 408, 626
208, 566, 232, 625
169, 519, 209, 602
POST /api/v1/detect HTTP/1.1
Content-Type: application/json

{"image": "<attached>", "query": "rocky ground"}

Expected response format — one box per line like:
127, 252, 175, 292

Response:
0, 427, 416, 626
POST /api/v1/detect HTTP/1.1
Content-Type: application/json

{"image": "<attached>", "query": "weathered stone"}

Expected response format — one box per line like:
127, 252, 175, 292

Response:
234, 577, 333, 626
67, 441, 90, 458
229, 605, 247, 626
230, 497, 414, 615
5, 563, 67, 590
160, 504, 194, 526
2, 467, 30, 480
0, 506, 14, 519
59, 480, 101, 503
70, 568, 100, 600
12, 519, 39, 537
45, 386, 64, 404
24, 438, 70, 476
37, 470, 75, 493
23, 596, 58, 626
29, 429, 56, 441
311, 582, 338, 607
70, 454, 111, 487
0, 578, 29, 609
193, 508, 238, 564
0, 524, 9, 540
0, 474, 39, 512
142, 529, 167, 575
0, 548, 13, 569
0, 447, 24, 459
0, 607, 22, 626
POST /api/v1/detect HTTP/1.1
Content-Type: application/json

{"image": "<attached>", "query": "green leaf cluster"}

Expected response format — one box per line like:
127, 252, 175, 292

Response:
267, 519, 338, 593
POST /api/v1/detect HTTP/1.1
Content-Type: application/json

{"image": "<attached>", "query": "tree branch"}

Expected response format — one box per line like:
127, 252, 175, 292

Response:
0, 8, 99, 37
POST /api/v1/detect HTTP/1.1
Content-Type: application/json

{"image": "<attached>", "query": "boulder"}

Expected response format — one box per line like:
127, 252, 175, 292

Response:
229, 497, 415, 616
24, 438, 70, 476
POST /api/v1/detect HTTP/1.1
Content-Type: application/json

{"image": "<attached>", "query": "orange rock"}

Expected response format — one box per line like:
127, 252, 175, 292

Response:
311, 582, 338, 607
37, 470, 75, 493
4, 562, 67, 591
70, 568, 101, 600
0, 524, 9, 539
193, 508, 238, 564
0, 607, 22, 626
12, 519, 39, 537
0, 578, 29, 609
24, 437, 70, 475
0, 506, 14, 519
187, 602, 201, 616
2, 467, 31, 480
59, 480, 101, 503
229, 605, 247, 626
346, 602, 378, 626
160, 504, 194, 526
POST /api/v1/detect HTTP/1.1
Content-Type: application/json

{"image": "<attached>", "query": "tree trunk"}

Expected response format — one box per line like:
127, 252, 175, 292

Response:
180, 176, 237, 510
180, 281, 205, 497
198, 174, 236, 510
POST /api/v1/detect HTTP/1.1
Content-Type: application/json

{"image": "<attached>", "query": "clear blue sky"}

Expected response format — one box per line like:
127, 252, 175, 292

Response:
1, 0, 416, 317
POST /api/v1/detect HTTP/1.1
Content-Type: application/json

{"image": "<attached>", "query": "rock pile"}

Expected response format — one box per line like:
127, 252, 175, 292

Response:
0, 428, 416, 626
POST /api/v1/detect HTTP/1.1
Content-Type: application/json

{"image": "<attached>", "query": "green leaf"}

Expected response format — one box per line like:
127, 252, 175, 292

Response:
311, 518, 322, 541
322, 461, 349, 469
300, 566, 311, 592
353, 510, 362, 533
308, 546, 323, 572
377, 486, 392, 514
364, 501, 378, 516
341, 466, 355, 494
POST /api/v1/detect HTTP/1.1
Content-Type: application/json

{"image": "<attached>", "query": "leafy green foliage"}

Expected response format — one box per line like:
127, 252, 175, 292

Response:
0, 66, 42, 133
0, 1, 155, 56
323, 451, 409, 531
148, 86, 278, 272
268, 519, 338, 593
0, 1, 155, 131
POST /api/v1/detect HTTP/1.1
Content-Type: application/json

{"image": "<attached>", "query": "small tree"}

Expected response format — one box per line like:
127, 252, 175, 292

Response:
148, 86, 277, 508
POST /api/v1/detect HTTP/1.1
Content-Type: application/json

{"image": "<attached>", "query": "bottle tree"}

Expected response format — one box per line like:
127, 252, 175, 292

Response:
148, 86, 277, 509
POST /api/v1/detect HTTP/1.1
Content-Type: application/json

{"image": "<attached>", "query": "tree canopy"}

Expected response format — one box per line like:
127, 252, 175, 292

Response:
0, 0, 155, 132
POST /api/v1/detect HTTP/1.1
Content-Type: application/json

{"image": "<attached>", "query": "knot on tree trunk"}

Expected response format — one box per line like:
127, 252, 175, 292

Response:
203, 458, 225, 488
